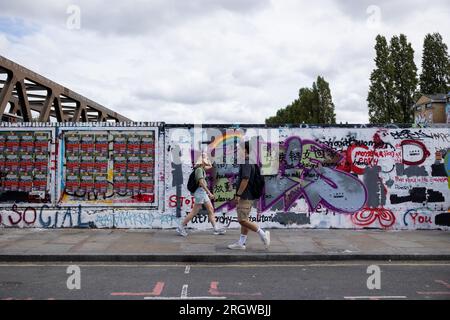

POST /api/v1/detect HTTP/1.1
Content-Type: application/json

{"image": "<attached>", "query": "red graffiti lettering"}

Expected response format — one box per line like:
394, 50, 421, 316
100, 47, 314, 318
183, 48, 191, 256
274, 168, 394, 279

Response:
169, 195, 178, 208
349, 144, 370, 175
131, 194, 155, 203
418, 215, 432, 224
352, 208, 396, 229
169, 195, 194, 209
404, 210, 433, 226
401, 140, 430, 166
410, 213, 418, 224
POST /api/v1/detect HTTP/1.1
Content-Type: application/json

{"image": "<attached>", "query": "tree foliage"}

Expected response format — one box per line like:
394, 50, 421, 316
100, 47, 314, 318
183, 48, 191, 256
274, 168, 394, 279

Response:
266, 76, 336, 125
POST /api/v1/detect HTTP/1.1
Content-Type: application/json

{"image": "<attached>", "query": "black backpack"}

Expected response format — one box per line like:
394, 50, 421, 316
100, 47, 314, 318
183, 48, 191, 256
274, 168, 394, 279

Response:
187, 168, 198, 193
249, 164, 265, 199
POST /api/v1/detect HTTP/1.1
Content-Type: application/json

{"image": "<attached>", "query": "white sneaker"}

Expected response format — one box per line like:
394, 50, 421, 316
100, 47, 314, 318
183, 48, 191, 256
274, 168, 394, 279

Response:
213, 227, 226, 235
227, 242, 246, 250
262, 231, 270, 248
176, 226, 188, 237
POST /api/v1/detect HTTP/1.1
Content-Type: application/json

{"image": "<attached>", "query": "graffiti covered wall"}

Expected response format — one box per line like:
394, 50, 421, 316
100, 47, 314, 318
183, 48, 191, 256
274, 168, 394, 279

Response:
165, 125, 450, 230
0, 122, 449, 230
0, 122, 166, 229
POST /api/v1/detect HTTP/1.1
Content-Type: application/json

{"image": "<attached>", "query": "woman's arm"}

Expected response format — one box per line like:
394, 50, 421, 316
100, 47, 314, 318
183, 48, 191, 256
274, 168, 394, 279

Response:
199, 178, 214, 198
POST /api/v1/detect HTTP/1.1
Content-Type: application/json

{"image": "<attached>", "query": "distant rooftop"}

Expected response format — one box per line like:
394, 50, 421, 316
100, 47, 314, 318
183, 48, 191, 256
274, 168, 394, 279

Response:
423, 93, 448, 101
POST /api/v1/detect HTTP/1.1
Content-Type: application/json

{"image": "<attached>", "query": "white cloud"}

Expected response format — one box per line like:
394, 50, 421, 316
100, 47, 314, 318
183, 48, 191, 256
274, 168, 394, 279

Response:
0, 0, 449, 124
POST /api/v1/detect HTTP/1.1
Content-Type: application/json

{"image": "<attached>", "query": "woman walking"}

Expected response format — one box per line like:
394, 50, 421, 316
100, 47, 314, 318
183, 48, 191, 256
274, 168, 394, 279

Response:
176, 153, 226, 237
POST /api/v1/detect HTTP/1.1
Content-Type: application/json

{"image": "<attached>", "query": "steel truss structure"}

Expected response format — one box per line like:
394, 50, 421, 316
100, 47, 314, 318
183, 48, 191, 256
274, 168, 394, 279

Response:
0, 55, 131, 123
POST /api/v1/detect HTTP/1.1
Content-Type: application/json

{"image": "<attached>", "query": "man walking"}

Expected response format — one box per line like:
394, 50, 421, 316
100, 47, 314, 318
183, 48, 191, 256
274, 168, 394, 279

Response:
228, 141, 270, 250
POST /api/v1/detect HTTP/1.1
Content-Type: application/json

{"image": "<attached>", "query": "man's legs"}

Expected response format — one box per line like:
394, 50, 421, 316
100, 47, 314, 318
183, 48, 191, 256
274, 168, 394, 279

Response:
229, 199, 270, 249
239, 220, 257, 233
238, 219, 269, 246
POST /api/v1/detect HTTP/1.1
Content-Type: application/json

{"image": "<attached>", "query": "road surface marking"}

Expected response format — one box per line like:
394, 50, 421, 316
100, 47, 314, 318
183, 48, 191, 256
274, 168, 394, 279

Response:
209, 281, 262, 296
111, 281, 164, 296
144, 296, 226, 300
344, 296, 407, 300
181, 284, 188, 298
1, 263, 449, 268
184, 265, 190, 274
435, 280, 450, 289
416, 279, 450, 295
417, 292, 450, 295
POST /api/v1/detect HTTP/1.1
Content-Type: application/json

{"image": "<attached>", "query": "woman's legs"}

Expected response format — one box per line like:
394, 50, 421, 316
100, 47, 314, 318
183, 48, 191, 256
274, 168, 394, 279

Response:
182, 203, 203, 226
204, 201, 217, 228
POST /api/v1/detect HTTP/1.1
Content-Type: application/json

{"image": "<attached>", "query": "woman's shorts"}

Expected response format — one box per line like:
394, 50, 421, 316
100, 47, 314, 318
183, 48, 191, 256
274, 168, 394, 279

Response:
193, 188, 211, 205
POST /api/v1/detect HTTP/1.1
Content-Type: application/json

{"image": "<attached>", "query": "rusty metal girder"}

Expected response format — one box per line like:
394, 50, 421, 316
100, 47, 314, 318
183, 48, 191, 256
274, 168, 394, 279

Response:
0, 55, 132, 123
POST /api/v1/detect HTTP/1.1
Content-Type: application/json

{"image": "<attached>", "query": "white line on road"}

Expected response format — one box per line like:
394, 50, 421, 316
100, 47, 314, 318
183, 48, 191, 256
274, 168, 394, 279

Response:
181, 284, 188, 298
184, 265, 190, 274
416, 291, 450, 295
344, 296, 407, 300
144, 296, 227, 300
1, 263, 449, 268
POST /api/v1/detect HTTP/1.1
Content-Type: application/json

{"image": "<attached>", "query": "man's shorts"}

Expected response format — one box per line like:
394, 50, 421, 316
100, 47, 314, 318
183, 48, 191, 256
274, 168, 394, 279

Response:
237, 199, 253, 221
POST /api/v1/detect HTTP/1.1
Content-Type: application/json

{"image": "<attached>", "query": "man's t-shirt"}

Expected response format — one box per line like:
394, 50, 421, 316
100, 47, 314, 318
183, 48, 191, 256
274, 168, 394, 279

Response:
237, 163, 255, 200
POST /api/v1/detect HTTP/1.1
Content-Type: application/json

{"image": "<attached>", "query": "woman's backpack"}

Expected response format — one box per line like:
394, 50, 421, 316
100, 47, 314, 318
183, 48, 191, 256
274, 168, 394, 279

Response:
187, 169, 198, 193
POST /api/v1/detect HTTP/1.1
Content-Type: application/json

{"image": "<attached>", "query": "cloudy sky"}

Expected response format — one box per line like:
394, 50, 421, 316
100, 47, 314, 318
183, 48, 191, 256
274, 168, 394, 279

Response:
0, 0, 449, 124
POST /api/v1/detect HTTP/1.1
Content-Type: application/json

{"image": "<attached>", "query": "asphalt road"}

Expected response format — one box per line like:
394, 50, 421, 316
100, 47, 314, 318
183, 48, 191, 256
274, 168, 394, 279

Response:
0, 261, 449, 300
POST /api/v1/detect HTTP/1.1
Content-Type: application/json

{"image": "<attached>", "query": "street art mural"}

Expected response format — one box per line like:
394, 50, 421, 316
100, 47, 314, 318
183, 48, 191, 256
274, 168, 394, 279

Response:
165, 126, 450, 231
0, 122, 449, 230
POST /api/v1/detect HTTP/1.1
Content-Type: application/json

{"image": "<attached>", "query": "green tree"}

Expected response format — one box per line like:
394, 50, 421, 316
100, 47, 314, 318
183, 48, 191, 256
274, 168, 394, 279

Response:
420, 33, 450, 94
265, 76, 336, 125
316, 76, 336, 124
390, 34, 418, 123
367, 35, 397, 124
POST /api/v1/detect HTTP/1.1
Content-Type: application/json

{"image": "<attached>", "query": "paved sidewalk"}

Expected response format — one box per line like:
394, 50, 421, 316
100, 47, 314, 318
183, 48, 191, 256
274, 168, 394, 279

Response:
0, 228, 449, 262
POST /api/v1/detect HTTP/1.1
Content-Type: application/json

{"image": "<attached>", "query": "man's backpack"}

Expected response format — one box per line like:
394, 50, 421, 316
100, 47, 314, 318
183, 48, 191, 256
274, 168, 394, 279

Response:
187, 169, 198, 193
249, 164, 265, 199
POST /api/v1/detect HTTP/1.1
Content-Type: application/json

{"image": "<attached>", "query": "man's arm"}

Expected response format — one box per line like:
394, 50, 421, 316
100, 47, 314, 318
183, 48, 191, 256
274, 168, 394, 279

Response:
236, 179, 249, 197
235, 164, 251, 200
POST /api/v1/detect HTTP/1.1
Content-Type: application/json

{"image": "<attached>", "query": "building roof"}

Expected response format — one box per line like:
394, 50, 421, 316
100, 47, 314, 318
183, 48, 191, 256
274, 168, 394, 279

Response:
414, 93, 448, 108
423, 94, 447, 102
